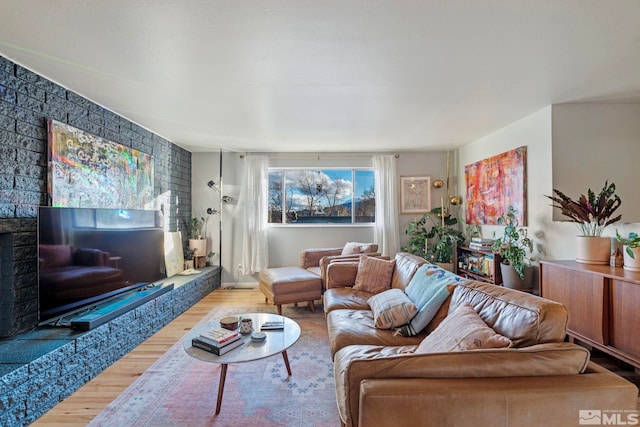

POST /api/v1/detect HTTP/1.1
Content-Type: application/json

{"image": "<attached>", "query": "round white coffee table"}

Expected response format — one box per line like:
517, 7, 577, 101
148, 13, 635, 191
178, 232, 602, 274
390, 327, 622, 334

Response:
183, 312, 301, 414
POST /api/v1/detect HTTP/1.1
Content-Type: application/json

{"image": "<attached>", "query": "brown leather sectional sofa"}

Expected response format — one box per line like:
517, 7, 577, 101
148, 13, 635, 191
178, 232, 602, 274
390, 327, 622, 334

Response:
323, 252, 639, 427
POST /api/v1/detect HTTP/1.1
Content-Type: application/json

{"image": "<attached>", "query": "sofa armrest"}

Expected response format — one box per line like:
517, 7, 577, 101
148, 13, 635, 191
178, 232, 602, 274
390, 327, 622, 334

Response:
299, 247, 343, 268
319, 253, 383, 285
334, 343, 592, 427
325, 261, 360, 289
357, 363, 638, 427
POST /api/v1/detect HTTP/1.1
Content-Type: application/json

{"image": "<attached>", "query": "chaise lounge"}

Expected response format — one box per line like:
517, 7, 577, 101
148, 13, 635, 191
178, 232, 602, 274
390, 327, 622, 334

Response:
324, 252, 639, 427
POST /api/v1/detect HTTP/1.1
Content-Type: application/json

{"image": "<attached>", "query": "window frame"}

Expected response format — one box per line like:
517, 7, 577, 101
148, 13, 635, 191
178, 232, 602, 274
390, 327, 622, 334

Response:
267, 166, 376, 227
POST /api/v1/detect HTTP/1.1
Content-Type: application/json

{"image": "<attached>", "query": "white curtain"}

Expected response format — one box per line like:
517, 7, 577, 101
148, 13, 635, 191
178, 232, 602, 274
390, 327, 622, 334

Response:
238, 155, 269, 274
373, 155, 400, 256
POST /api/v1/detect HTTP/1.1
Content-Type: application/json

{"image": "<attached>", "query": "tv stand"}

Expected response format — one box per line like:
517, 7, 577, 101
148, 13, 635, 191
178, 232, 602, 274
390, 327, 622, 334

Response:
70, 282, 174, 331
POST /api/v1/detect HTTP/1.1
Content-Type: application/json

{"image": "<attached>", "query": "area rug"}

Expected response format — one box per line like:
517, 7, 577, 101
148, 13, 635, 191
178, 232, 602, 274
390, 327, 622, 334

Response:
89, 305, 339, 427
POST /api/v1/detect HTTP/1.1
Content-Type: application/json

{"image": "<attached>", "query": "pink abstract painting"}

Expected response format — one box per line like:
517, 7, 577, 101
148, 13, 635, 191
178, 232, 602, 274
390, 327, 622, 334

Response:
465, 146, 527, 225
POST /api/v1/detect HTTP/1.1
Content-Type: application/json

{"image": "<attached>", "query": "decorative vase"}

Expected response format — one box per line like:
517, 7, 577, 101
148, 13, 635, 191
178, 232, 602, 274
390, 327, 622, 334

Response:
189, 238, 207, 256
623, 246, 640, 272
575, 236, 610, 265
500, 263, 533, 291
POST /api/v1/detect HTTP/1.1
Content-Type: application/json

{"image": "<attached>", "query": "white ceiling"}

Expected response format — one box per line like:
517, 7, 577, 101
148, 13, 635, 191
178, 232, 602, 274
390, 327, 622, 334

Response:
1, 1, 639, 153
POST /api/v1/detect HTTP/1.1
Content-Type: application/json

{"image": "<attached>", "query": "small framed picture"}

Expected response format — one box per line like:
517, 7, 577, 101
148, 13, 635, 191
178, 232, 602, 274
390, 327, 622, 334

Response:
400, 175, 431, 214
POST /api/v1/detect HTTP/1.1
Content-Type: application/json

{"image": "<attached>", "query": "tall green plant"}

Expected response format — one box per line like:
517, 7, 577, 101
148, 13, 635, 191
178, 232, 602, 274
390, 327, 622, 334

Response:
491, 205, 533, 279
188, 217, 205, 239
402, 208, 465, 263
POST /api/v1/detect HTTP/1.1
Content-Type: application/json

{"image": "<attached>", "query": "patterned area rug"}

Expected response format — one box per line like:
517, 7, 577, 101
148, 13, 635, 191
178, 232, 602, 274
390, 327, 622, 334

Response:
89, 305, 339, 427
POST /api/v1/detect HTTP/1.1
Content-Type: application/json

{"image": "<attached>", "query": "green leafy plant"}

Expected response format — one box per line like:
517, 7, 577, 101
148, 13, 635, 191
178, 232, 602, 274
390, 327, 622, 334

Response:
184, 247, 196, 260
545, 181, 622, 236
187, 217, 206, 239
616, 231, 640, 259
491, 205, 533, 279
402, 207, 465, 263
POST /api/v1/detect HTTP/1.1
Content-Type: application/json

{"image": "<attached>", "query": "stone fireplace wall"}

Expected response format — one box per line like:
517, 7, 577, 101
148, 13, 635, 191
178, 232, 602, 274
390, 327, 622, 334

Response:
0, 55, 192, 337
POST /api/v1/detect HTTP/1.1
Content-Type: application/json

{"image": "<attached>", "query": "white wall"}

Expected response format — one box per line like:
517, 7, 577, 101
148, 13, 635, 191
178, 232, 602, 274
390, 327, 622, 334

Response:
458, 105, 640, 292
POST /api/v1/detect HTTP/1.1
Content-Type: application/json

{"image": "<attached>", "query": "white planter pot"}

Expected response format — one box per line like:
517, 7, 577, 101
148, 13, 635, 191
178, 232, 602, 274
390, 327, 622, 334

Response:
189, 239, 207, 256
575, 236, 611, 265
500, 263, 533, 291
623, 245, 640, 272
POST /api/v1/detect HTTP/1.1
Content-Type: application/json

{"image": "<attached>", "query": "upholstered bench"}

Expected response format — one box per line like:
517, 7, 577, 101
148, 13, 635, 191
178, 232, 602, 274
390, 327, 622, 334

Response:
258, 266, 322, 315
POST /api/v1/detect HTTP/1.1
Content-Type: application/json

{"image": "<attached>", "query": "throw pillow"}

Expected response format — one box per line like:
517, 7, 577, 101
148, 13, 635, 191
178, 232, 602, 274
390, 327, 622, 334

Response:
398, 264, 469, 336
415, 302, 513, 353
353, 255, 396, 294
368, 289, 418, 329
341, 242, 363, 255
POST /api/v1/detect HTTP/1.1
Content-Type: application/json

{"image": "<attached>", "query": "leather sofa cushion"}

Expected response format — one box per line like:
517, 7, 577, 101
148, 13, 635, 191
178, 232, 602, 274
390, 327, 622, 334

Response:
334, 342, 591, 427
449, 280, 568, 347
390, 252, 428, 290
324, 287, 373, 313
326, 309, 425, 358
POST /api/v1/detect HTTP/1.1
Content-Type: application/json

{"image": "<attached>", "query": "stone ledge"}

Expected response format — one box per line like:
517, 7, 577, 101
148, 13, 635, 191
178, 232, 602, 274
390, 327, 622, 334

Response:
0, 266, 220, 427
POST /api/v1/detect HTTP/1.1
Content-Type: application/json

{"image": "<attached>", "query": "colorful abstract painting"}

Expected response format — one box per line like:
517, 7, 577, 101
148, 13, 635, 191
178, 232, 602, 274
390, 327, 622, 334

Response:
465, 146, 527, 225
47, 119, 154, 209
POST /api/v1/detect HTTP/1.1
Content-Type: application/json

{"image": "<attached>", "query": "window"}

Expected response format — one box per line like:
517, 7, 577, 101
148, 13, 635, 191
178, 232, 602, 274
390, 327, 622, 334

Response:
268, 168, 375, 224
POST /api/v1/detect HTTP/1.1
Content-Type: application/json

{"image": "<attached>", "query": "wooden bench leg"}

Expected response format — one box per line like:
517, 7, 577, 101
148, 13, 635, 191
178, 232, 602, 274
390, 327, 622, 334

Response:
265, 297, 268, 303
277, 304, 282, 315
308, 300, 315, 313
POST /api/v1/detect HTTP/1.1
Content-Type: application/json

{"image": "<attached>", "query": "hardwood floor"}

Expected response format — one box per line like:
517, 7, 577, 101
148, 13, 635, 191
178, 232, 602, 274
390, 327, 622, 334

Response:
31, 288, 269, 427
32, 288, 640, 425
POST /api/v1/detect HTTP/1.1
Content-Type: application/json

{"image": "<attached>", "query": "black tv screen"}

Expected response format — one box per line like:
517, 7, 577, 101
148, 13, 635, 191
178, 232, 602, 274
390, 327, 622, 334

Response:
38, 207, 166, 322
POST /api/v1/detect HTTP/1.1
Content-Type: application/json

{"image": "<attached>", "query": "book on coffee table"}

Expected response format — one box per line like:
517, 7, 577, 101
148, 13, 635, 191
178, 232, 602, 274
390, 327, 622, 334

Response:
261, 321, 285, 331
197, 327, 240, 346
192, 336, 243, 355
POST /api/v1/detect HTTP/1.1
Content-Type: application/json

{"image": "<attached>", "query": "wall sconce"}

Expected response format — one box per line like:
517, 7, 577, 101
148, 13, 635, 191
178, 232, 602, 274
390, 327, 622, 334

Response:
207, 208, 219, 215
221, 195, 232, 203
449, 196, 463, 206
207, 180, 220, 191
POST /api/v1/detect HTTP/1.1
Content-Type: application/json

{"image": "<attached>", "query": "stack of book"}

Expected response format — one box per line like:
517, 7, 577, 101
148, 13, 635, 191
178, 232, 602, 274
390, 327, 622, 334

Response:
192, 327, 243, 355
469, 237, 495, 251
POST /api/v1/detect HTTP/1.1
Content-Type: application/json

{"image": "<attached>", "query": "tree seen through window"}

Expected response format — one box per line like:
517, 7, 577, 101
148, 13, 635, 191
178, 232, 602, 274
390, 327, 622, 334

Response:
268, 169, 375, 224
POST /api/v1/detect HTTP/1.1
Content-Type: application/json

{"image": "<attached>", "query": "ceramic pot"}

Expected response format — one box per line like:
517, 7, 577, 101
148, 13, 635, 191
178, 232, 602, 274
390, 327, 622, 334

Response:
500, 263, 533, 291
623, 245, 640, 272
189, 238, 207, 256
184, 259, 194, 269
575, 236, 610, 265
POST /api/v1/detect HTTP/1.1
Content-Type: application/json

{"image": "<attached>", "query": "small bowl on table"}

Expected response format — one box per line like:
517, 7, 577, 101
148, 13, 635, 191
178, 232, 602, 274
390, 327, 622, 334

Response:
220, 316, 239, 331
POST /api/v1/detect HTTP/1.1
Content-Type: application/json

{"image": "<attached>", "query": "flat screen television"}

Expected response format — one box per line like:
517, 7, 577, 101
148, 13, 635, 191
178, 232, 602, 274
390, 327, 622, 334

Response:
38, 207, 166, 323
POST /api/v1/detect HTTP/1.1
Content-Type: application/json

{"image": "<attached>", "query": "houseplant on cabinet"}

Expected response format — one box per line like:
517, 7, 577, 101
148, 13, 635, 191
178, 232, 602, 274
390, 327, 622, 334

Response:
545, 181, 621, 264
402, 207, 465, 271
491, 205, 534, 290
616, 231, 640, 271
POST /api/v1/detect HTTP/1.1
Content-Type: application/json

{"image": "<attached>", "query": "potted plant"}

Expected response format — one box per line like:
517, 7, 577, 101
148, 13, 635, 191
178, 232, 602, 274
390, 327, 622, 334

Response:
187, 217, 207, 257
402, 207, 465, 271
491, 205, 534, 290
545, 181, 622, 265
184, 247, 196, 269
616, 231, 640, 271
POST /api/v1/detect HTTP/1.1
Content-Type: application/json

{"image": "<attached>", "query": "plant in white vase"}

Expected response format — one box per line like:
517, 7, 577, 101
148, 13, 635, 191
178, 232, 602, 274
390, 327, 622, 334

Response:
545, 181, 622, 264
616, 231, 640, 271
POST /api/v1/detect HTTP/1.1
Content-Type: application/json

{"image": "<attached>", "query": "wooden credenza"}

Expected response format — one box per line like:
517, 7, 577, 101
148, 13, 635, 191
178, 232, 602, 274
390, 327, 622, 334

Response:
540, 260, 640, 368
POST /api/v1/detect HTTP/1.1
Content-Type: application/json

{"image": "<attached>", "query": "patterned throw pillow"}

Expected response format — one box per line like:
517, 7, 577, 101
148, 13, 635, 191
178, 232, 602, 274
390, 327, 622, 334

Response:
415, 302, 513, 353
368, 289, 418, 329
398, 264, 469, 336
353, 255, 396, 294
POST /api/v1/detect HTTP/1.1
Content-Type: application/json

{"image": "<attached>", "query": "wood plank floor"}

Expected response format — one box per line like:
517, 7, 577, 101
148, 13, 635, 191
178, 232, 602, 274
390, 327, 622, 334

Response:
32, 288, 640, 425
32, 288, 269, 427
